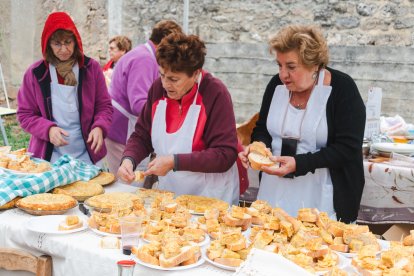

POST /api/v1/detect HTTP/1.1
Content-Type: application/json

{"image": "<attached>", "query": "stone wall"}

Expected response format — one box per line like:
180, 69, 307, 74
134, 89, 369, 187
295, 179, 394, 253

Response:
1, 0, 414, 123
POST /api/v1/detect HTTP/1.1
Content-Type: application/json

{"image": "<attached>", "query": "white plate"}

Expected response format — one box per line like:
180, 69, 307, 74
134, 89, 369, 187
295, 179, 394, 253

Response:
371, 142, 414, 154
0, 167, 44, 176
377, 239, 390, 251
25, 215, 87, 234
335, 239, 388, 258
133, 254, 204, 271
89, 226, 121, 237
202, 250, 239, 271
335, 251, 356, 258
0, 154, 50, 176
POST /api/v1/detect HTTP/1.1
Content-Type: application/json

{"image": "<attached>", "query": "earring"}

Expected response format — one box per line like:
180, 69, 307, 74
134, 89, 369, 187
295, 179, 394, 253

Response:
312, 72, 317, 79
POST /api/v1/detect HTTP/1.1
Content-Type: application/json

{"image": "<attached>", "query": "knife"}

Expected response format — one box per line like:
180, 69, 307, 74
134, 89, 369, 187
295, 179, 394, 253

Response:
78, 202, 91, 217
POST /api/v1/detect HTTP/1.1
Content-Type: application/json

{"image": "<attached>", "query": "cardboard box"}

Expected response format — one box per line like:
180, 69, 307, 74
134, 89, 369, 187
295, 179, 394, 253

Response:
381, 224, 413, 241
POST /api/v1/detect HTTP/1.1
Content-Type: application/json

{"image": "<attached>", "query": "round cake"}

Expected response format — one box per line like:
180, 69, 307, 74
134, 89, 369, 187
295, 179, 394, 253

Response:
88, 172, 115, 186
16, 193, 77, 211
53, 181, 104, 201
85, 192, 141, 210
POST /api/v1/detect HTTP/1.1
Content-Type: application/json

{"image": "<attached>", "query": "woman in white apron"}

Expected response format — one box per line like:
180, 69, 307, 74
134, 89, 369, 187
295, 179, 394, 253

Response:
17, 12, 113, 166
117, 33, 240, 205
238, 25, 366, 223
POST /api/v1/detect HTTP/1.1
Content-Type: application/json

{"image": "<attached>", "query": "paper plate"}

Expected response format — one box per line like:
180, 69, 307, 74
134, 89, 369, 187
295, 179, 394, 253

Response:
371, 143, 414, 154
89, 226, 122, 238
25, 215, 87, 234
202, 253, 239, 271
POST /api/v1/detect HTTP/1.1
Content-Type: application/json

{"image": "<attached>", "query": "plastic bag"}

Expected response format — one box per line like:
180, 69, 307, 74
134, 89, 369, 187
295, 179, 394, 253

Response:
380, 115, 408, 136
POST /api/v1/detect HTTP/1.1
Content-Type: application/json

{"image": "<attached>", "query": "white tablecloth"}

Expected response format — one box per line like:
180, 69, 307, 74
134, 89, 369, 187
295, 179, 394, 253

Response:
358, 161, 414, 224
0, 182, 232, 276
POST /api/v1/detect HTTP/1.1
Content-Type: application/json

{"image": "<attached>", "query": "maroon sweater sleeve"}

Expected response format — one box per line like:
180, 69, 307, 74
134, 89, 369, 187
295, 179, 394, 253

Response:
177, 75, 238, 173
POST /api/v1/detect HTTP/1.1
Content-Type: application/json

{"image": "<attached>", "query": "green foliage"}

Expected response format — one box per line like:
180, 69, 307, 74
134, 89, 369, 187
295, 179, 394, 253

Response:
0, 114, 30, 149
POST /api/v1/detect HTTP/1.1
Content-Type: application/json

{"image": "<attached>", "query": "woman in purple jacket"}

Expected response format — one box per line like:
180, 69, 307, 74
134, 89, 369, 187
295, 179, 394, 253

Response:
17, 12, 113, 165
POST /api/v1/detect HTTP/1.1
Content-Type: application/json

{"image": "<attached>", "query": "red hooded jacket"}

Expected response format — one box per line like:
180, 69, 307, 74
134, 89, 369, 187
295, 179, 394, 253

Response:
41, 12, 84, 67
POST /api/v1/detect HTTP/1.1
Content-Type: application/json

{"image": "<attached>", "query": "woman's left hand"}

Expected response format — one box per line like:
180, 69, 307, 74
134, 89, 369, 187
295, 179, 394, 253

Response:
87, 127, 103, 153
144, 155, 174, 176
261, 156, 296, 177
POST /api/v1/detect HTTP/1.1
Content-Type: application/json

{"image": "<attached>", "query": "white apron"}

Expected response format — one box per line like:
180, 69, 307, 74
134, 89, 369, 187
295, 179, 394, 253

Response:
111, 42, 156, 143
151, 76, 239, 205
49, 64, 91, 164
257, 70, 336, 217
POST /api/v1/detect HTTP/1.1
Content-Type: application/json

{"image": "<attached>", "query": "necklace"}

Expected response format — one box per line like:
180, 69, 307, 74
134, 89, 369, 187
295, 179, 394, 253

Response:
289, 75, 319, 110
290, 92, 306, 109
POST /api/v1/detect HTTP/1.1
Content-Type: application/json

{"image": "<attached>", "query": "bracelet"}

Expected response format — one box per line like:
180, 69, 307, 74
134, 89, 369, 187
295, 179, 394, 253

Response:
173, 154, 178, 172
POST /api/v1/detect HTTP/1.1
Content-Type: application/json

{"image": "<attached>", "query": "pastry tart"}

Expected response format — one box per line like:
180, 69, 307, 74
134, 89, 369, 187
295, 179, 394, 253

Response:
0, 197, 20, 210
52, 181, 104, 201
136, 188, 175, 204
85, 192, 141, 210
175, 195, 229, 213
16, 193, 77, 211
88, 172, 115, 186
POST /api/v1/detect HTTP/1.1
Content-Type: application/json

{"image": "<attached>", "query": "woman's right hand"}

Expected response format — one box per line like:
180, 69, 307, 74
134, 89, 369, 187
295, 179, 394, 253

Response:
49, 126, 69, 147
117, 159, 135, 184
238, 144, 251, 169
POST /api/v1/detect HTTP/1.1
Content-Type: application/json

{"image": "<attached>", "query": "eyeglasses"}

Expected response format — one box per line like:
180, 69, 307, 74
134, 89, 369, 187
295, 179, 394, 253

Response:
280, 137, 299, 178
50, 40, 74, 49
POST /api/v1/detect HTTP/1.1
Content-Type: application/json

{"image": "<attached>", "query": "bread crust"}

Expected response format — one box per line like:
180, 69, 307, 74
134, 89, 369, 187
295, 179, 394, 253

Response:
159, 246, 197, 268
329, 244, 349, 253
213, 257, 243, 267
58, 220, 83, 231
134, 247, 160, 266
403, 232, 414, 246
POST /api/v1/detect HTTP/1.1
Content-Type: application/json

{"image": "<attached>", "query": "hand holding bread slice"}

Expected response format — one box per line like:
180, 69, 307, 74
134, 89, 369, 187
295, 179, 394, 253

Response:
248, 142, 276, 171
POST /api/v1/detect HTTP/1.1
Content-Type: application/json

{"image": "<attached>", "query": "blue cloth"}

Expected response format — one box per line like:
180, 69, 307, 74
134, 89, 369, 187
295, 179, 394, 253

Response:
0, 154, 100, 206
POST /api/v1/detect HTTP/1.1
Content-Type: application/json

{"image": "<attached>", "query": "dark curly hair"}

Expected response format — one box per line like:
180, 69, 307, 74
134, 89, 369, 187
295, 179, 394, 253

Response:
156, 33, 206, 76
149, 20, 183, 45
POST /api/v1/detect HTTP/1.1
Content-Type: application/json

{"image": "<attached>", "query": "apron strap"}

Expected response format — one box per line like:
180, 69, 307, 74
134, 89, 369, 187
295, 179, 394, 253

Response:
192, 72, 203, 105
49, 64, 58, 83
144, 42, 156, 60
111, 99, 138, 122
317, 69, 325, 86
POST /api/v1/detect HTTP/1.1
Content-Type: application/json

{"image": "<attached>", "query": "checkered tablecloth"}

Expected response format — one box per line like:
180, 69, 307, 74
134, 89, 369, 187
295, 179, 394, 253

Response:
0, 154, 100, 206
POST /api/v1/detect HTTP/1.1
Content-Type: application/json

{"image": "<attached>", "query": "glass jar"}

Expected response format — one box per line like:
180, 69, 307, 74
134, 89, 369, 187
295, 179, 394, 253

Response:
117, 260, 136, 276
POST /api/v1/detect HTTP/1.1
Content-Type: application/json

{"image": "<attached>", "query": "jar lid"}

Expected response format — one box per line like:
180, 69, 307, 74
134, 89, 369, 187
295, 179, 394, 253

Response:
117, 260, 136, 266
